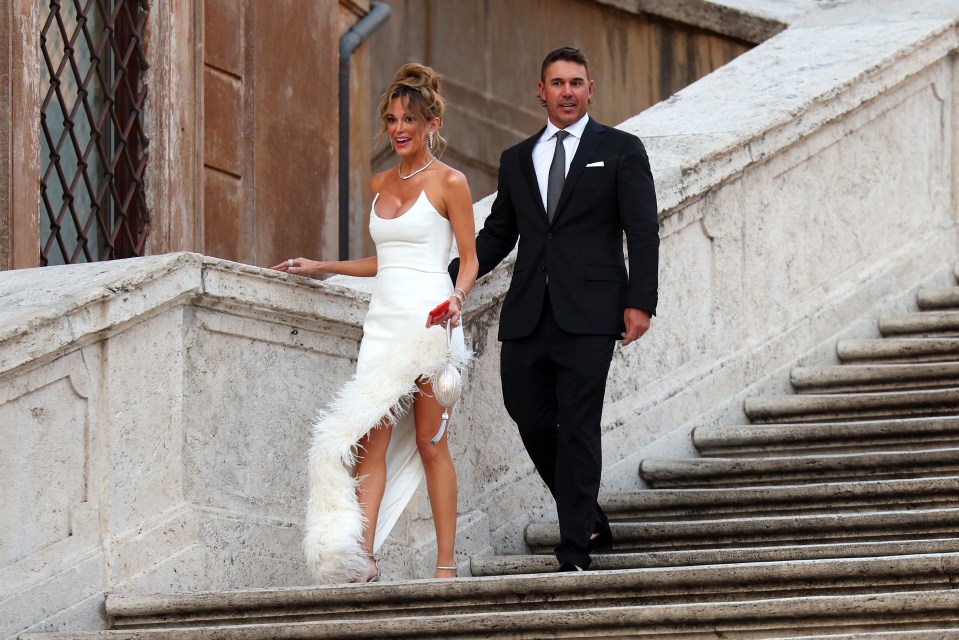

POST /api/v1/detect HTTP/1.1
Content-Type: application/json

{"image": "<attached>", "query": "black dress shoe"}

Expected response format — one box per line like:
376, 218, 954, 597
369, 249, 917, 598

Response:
588, 528, 613, 554
558, 562, 585, 572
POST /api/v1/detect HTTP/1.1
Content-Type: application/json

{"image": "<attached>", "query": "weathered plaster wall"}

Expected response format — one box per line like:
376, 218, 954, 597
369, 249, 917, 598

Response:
367, 0, 755, 232
142, 0, 341, 267
142, 0, 203, 258
0, 1, 41, 270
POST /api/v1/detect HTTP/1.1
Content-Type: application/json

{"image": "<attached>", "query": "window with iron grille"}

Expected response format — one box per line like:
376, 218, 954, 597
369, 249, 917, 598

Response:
39, 0, 150, 266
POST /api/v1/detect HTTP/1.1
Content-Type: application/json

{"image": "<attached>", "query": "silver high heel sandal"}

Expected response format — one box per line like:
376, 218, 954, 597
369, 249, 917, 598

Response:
353, 554, 381, 583
436, 564, 458, 578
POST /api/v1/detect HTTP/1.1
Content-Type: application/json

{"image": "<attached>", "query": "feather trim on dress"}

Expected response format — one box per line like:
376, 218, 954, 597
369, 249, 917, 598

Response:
304, 320, 470, 583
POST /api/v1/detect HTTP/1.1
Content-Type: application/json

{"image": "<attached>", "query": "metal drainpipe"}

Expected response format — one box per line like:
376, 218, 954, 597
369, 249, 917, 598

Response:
339, 2, 391, 260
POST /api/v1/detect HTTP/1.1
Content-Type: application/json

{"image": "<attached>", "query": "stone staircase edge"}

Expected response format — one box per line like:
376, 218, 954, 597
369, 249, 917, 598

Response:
23, 589, 959, 639
103, 552, 959, 621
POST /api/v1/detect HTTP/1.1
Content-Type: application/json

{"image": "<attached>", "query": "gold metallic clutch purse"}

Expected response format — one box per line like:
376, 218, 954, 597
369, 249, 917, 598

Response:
431, 322, 463, 445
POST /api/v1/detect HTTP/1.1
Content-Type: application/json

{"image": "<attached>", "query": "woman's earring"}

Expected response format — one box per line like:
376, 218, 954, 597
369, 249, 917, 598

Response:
429, 131, 434, 151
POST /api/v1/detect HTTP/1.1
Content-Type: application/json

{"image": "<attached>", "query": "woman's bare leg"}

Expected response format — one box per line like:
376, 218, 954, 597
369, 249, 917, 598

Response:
414, 380, 458, 578
353, 418, 392, 579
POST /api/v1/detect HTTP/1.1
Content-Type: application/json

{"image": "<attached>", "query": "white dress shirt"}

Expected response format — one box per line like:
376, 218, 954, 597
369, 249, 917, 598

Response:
532, 113, 590, 211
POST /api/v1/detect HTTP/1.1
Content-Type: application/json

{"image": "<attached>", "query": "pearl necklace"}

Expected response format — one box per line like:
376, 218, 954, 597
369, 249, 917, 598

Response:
398, 156, 435, 180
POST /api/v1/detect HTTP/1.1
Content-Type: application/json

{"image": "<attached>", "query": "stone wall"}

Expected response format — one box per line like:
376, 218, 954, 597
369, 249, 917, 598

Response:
3, 1, 959, 637
0, 255, 368, 637
366, 0, 755, 241
146, 0, 342, 266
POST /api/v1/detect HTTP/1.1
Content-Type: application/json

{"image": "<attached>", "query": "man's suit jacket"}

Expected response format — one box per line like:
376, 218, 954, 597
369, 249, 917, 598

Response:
453, 117, 659, 341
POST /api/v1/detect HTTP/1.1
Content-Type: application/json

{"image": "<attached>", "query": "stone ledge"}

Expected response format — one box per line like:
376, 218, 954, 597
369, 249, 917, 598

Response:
790, 362, 959, 394
526, 509, 959, 553
880, 311, 959, 337
641, 448, 959, 488
24, 588, 959, 639
764, 630, 959, 640
0, 253, 202, 377
918, 287, 959, 310
693, 417, 959, 456
594, 0, 799, 44
88, 554, 959, 627
628, 2, 959, 215
473, 539, 959, 576
744, 388, 959, 423
837, 338, 959, 364
603, 476, 959, 518
0, 253, 369, 379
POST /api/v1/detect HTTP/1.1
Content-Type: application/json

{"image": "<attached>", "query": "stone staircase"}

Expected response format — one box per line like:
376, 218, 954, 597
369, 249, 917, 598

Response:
25, 270, 959, 638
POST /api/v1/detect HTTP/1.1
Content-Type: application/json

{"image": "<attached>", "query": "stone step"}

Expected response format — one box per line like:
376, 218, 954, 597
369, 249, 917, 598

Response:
764, 631, 959, 640
836, 338, 959, 364
790, 362, 959, 394
743, 388, 959, 424
21, 589, 959, 640
766, 634, 959, 640
524, 509, 959, 554
601, 477, 959, 520
918, 287, 959, 310
36, 555, 959, 635
640, 448, 959, 488
24, 588, 959, 639
879, 311, 959, 338
692, 417, 959, 456
472, 538, 959, 576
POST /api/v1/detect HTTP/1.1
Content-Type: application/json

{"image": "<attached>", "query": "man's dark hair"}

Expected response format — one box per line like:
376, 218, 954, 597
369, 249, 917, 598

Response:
540, 47, 590, 82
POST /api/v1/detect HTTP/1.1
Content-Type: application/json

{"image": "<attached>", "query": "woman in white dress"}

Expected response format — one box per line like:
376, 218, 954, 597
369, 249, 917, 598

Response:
273, 64, 478, 583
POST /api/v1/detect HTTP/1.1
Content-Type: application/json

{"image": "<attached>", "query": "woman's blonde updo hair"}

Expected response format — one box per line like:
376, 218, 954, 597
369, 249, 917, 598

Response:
377, 63, 447, 156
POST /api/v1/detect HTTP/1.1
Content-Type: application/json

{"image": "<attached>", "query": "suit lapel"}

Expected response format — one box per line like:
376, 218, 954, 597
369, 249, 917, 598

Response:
552, 118, 604, 226
519, 128, 547, 220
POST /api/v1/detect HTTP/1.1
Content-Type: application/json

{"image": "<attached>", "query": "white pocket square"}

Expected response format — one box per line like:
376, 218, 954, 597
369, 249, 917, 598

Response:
586, 161, 604, 168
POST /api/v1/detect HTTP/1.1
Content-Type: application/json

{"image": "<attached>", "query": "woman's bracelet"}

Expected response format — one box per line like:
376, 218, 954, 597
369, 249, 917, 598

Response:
450, 289, 466, 305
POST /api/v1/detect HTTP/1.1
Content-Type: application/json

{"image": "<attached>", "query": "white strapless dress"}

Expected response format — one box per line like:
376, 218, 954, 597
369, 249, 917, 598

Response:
304, 190, 469, 583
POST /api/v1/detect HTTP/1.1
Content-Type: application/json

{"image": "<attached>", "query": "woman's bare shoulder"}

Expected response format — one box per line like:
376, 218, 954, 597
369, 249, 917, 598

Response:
369, 167, 394, 195
434, 162, 468, 191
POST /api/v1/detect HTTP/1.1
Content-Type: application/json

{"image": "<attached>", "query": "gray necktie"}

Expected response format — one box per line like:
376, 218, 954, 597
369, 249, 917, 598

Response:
546, 130, 569, 222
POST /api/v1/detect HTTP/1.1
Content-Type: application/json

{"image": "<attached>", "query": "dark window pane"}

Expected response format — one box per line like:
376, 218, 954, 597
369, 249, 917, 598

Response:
39, 0, 150, 266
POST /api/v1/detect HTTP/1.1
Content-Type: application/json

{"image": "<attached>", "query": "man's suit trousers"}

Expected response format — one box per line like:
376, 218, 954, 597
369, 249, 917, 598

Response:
500, 289, 614, 568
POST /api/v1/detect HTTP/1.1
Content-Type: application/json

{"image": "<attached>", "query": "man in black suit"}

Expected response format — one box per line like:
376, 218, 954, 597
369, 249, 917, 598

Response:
450, 47, 659, 571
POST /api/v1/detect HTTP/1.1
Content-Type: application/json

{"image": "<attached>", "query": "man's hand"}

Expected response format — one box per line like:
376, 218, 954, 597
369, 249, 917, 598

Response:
621, 308, 651, 346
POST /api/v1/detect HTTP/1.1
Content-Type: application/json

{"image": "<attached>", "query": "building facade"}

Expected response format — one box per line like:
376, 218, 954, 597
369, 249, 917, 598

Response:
1, 0, 755, 271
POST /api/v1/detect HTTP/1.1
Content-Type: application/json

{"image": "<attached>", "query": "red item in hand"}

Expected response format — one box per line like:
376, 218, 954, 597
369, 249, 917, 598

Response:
428, 300, 450, 321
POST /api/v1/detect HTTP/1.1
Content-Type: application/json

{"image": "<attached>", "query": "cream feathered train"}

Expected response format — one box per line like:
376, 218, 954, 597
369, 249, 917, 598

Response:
304, 319, 470, 582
